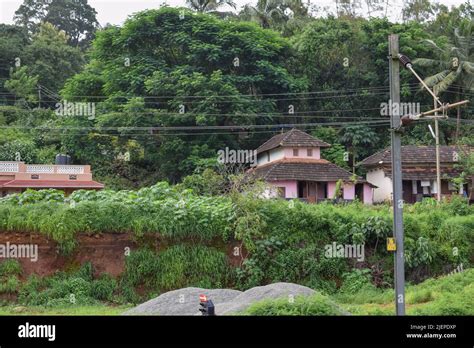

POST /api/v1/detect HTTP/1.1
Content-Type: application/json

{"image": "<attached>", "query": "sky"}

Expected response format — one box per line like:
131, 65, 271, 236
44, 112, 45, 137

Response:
0, 0, 469, 26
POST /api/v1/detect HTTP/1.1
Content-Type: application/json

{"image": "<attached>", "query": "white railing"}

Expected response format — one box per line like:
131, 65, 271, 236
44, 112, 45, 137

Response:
0, 163, 86, 174
56, 165, 85, 174
26, 165, 54, 173
0, 162, 19, 173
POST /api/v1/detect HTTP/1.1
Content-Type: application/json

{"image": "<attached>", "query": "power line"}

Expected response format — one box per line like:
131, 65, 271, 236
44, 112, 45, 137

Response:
0, 119, 392, 132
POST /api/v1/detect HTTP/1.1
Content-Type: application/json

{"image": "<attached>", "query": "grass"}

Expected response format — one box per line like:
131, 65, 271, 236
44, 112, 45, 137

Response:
0, 305, 132, 315
334, 268, 474, 315
239, 269, 474, 316
0, 269, 471, 315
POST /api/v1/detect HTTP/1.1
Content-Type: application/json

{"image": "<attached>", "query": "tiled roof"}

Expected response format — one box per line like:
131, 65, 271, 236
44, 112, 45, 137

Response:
358, 146, 472, 167
256, 128, 331, 154
385, 166, 464, 180
1, 180, 104, 189
249, 158, 365, 182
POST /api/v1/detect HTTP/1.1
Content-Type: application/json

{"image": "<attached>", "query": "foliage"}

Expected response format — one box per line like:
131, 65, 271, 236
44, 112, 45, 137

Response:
339, 268, 376, 294
17, 262, 113, 306
0, 260, 22, 294
339, 268, 474, 315
0, 259, 22, 277
4, 66, 38, 104
243, 293, 346, 315
120, 246, 233, 302
179, 168, 227, 196
14, 0, 99, 46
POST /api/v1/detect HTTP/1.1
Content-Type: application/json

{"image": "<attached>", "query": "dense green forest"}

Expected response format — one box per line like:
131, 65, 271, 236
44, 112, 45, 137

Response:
0, 0, 472, 188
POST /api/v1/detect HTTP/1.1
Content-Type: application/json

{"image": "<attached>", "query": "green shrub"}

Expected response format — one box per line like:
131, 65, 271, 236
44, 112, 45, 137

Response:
91, 274, 117, 302
0, 275, 20, 293
0, 259, 22, 276
339, 269, 375, 294
407, 289, 434, 304
244, 294, 346, 315
18, 263, 112, 306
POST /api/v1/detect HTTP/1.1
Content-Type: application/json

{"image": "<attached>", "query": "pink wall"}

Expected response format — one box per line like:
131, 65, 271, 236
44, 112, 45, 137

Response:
343, 183, 355, 200
271, 180, 298, 198
283, 147, 320, 160
327, 181, 336, 198
363, 183, 373, 205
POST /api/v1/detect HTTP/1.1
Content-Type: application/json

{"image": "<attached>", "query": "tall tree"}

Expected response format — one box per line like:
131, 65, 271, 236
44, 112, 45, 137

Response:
340, 124, 379, 173
0, 24, 29, 104
241, 0, 286, 29
413, 26, 474, 141
23, 22, 85, 94
185, 0, 236, 13
14, 0, 99, 47
60, 8, 304, 182
402, 0, 435, 23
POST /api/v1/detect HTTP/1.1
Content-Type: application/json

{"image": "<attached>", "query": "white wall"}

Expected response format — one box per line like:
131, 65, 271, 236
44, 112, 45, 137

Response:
366, 168, 393, 203
257, 147, 285, 165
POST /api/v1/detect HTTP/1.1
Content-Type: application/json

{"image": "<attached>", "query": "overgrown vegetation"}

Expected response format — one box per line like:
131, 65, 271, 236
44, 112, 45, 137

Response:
335, 268, 474, 315
241, 269, 474, 315
0, 186, 472, 306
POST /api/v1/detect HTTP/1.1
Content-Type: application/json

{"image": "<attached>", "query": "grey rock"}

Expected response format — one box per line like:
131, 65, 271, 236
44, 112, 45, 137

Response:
216, 282, 316, 315
123, 287, 242, 315
123, 282, 317, 316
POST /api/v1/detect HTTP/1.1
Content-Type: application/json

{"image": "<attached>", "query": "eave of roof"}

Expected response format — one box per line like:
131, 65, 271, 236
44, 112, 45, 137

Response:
358, 145, 473, 167
248, 158, 366, 183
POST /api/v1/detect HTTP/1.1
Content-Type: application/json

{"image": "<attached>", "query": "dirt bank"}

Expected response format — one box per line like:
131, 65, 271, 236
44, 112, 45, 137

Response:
0, 232, 135, 278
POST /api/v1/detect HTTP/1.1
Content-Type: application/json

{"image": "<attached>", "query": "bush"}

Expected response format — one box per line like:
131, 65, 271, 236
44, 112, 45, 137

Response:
91, 275, 117, 302
244, 294, 347, 315
0, 259, 22, 276
18, 263, 107, 306
0, 275, 20, 294
339, 269, 376, 294
121, 246, 233, 300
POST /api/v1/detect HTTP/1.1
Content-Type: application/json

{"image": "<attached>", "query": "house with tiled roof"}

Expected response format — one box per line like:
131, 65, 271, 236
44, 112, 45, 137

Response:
0, 159, 104, 196
248, 128, 375, 204
359, 145, 473, 203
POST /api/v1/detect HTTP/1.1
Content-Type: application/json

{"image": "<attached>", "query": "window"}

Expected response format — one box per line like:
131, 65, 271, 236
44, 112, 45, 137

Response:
266, 152, 270, 162
293, 148, 299, 156
31, 174, 39, 179
69, 175, 77, 180
307, 148, 313, 156
448, 181, 456, 191
277, 187, 286, 198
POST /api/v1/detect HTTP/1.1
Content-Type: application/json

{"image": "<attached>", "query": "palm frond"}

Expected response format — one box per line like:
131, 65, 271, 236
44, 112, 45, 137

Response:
422, 39, 445, 53
433, 71, 459, 93
463, 62, 474, 75
413, 58, 440, 68
423, 70, 449, 89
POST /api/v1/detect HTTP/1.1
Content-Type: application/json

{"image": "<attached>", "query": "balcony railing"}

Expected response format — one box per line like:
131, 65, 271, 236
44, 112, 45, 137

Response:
56, 165, 84, 174
26, 165, 54, 173
0, 162, 19, 173
0, 162, 86, 174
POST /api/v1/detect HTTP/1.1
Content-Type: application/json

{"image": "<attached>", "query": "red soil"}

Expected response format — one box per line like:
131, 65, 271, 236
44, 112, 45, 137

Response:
0, 232, 135, 278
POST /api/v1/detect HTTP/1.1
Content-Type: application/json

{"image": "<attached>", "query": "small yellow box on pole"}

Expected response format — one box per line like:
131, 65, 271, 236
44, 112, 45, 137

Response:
387, 237, 396, 251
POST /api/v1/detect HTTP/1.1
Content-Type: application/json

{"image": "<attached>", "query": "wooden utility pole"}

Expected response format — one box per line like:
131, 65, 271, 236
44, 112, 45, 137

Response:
388, 34, 405, 316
